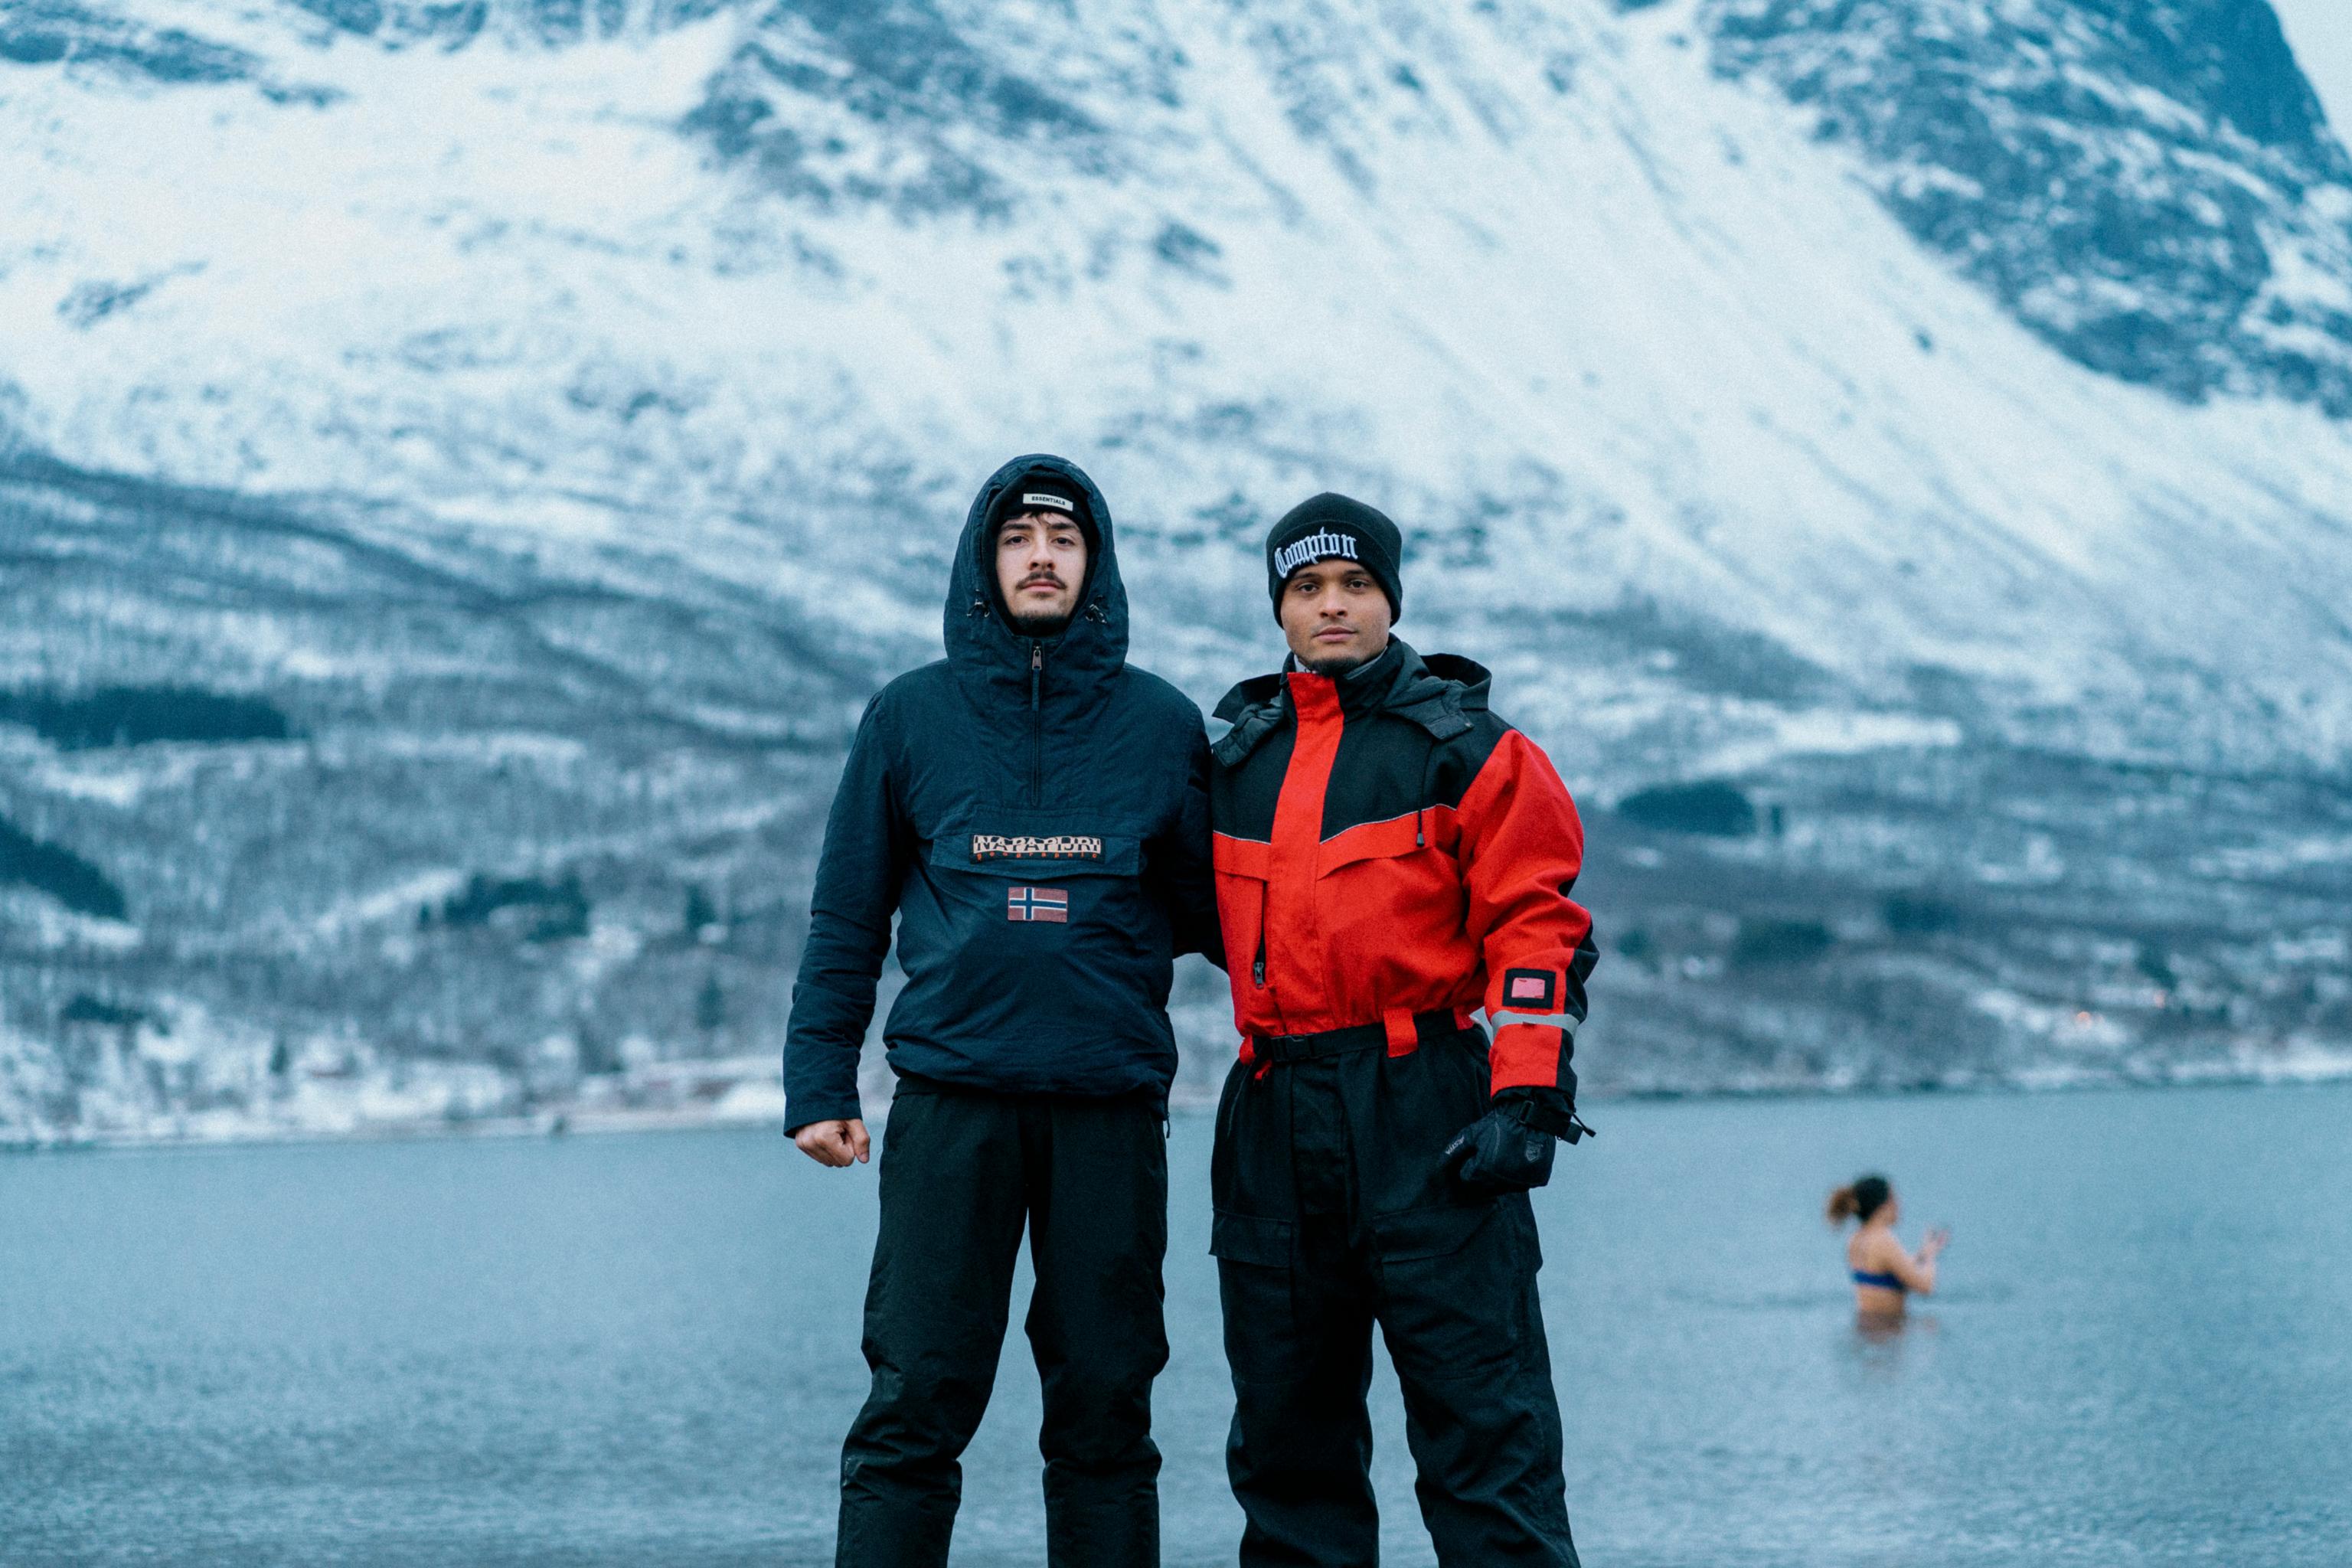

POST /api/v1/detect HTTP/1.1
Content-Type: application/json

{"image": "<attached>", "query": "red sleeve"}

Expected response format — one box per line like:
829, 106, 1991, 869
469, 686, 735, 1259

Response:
1454, 728, 1599, 1096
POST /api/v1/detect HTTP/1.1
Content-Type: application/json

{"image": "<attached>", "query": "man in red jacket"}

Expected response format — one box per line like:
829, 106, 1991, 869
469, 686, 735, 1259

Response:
1207, 493, 1597, 1567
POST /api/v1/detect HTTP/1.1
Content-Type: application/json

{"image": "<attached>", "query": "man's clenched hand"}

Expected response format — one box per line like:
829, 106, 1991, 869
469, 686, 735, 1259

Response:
793, 1118, 871, 1168
1440, 1088, 1590, 1197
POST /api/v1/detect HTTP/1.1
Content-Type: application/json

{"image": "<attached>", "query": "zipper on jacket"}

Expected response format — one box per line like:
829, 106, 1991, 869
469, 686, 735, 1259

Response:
1029, 641, 1044, 805
1252, 934, 1266, 988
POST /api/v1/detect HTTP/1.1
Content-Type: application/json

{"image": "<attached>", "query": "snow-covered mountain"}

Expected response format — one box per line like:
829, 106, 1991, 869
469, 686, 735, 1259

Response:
1711, 0, 2352, 411
5, 0, 2350, 1141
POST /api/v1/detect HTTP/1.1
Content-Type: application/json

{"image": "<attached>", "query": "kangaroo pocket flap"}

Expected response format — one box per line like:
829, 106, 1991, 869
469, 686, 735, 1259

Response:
929, 808, 1142, 877
1370, 1200, 1494, 1262
1210, 1211, 1294, 1267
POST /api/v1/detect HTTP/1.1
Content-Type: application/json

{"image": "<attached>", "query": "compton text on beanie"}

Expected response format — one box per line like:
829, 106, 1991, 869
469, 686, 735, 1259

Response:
1263, 492, 1403, 625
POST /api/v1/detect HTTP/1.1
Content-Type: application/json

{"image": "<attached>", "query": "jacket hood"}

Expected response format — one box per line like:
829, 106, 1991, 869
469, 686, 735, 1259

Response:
1212, 638, 1485, 767
945, 453, 1129, 708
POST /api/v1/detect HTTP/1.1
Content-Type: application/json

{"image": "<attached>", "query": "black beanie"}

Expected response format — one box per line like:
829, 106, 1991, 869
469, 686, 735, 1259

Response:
988, 473, 1096, 547
1265, 493, 1403, 624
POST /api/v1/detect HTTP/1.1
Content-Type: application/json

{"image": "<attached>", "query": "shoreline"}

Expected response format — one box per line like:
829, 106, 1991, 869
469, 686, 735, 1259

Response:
8, 1061, 2347, 1155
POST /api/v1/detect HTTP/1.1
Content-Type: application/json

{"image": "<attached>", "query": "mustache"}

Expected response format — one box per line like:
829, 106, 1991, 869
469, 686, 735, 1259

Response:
1018, 572, 1067, 589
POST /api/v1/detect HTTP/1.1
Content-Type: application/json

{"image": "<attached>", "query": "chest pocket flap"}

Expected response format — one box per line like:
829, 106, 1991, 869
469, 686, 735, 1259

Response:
1316, 812, 1427, 876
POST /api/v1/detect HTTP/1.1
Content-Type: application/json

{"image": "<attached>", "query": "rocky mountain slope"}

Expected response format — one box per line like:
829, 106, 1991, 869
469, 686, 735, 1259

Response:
4, 0, 2350, 1141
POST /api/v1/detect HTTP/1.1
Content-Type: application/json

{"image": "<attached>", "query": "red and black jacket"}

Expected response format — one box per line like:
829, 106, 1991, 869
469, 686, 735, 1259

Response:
1208, 639, 1597, 1096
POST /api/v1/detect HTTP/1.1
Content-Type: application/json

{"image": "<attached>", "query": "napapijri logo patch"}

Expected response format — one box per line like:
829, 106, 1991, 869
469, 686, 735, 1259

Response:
1272, 528, 1361, 579
1504, 969, 1557, 1011
1021, 492, 1076, 514
973, 834, 1103, 861
1007, 887, 1069, 922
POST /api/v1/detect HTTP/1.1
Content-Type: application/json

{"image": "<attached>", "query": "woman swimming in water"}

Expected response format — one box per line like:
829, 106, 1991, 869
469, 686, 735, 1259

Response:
1828, 1174, 1947, 1316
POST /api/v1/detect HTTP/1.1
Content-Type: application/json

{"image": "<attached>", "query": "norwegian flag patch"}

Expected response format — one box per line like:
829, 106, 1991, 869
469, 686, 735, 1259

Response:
1007, 887, 1069, 923
1504, 969, 1557, 1011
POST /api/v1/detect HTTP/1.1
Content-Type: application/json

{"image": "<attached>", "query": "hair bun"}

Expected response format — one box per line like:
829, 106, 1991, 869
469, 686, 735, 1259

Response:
1828, 1174, 1891, 1224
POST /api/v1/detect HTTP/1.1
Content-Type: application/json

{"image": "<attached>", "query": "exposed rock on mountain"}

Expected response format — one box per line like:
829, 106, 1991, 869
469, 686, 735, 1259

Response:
1707, 0, 2352, 412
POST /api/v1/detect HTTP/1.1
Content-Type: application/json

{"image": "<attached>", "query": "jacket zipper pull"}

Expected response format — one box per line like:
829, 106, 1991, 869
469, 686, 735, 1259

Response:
1030, 642, 1042, 710
1252, 937, 1266, 988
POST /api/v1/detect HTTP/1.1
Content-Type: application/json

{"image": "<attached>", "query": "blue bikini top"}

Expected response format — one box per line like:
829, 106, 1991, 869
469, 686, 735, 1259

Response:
1851, 1269, 1904, 1292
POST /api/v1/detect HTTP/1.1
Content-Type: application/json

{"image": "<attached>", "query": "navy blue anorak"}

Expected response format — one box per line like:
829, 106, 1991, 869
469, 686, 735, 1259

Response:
782, 455, 1217, 1129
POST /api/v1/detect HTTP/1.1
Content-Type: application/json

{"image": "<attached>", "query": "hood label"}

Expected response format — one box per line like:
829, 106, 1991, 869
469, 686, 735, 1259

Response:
974, 833, 1103, 861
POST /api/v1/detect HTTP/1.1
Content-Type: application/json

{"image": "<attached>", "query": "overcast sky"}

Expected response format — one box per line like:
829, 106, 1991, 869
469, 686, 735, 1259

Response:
2270, 0, 2352, 140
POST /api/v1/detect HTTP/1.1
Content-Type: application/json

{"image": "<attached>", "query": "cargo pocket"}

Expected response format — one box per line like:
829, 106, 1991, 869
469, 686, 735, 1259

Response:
1374, 1191, 1540, 1267
1209, 1210, 1294, 1268
1210, 1210, 1300, 1384
1370, 1199, 1495, 1263
1371, 1198, 1539, 1383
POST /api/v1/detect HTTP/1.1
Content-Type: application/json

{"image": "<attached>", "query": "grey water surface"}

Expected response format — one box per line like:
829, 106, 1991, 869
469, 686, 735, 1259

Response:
4, 1082, 2347, 1566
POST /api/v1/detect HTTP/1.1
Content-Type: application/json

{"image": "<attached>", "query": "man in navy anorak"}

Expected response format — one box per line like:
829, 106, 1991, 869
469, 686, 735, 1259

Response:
783, 454, 1217, 1568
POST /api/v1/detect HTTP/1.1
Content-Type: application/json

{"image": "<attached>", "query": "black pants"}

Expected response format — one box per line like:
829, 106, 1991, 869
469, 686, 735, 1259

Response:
836, 1081, 1169, 1567
1210, 1026, 1579, 1568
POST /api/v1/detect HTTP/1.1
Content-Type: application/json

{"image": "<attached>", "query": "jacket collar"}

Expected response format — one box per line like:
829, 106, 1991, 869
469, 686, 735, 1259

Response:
1212, 637, 1485, 767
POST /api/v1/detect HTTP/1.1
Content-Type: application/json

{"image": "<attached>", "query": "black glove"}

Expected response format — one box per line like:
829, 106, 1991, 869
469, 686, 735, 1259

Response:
1440, 1086, 1593, 1197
